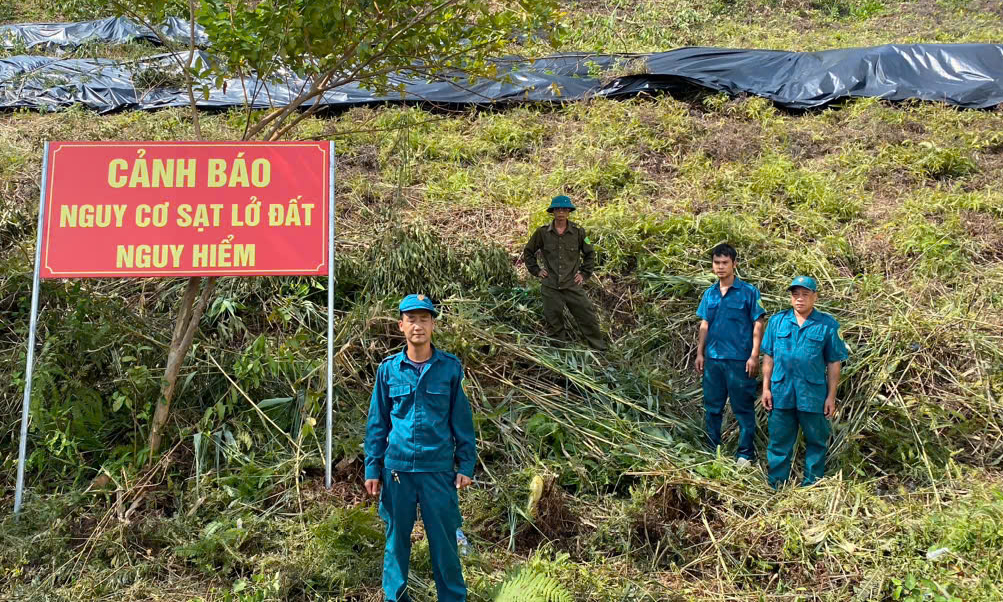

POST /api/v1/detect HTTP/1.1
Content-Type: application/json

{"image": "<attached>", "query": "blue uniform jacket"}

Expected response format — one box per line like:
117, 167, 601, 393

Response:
364, 347, 477, 480
697, 277, 766, 361
761, 309, 849, 413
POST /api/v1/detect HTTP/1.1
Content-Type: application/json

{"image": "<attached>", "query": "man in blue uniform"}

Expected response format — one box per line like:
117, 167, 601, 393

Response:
364, 294, 477, 602
695, 243, 766, 465
761, 276, 849, 487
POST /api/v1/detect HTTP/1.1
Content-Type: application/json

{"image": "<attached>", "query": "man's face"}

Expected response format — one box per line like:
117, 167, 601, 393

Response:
399, 310, 434, 345
711, 254, 736, 280
552, 208, 571, 221
789, 287, 817, 314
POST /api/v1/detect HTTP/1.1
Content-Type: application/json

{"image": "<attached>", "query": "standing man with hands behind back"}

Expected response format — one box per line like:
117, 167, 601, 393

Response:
695, 244, 766, 466
761, 277, 848, 488
365, 294, 476, 602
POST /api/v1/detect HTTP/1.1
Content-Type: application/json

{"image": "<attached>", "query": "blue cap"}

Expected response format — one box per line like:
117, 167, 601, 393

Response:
399, 294, 438, 316
788, 276, 818, 292
546, 195, 576, 213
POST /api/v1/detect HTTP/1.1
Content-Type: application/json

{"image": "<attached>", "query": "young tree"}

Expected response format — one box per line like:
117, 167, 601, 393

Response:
200, 0, 564, 140
101, 0, 563, 456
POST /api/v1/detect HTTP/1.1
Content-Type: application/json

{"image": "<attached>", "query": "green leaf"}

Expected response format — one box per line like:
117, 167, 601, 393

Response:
258, 397, 294, 409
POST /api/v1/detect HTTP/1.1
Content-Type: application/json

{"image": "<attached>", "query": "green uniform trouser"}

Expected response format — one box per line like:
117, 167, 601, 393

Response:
379, 468, 466, 602
767, 409, 830, 487
703, 359, 758, 461
541, 285, 607, 350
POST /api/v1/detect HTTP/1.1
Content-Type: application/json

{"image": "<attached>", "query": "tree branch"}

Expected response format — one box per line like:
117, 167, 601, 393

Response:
243, 0, 466, 140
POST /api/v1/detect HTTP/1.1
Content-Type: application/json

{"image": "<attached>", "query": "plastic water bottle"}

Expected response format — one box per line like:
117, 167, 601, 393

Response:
456, 528, 470, 556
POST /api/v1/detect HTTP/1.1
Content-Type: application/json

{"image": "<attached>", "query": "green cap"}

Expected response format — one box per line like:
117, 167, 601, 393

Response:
787, 276, 818, 292
398, 294, 438, 316
546, 195, 576, 213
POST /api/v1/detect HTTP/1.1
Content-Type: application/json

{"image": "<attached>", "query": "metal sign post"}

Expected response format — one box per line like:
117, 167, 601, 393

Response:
326, 140, 335, 489
14, 141, 49, 516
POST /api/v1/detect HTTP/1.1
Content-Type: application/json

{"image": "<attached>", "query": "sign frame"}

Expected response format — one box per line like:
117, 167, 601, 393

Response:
14, 140, 337, 515
38, 140, 330, 279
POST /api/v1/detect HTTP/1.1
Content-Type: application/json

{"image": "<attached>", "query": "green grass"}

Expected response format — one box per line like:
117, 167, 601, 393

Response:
556, 0, 1003, 53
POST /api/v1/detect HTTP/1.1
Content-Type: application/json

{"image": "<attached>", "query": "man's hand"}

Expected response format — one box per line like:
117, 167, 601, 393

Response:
824, 396, 836, 418
574, 273, 584, 286
538, 269, 549, 279
455, 474, 472, 490
365, 478, 381, 496
761, 389, 773, 411
746, 355, 759, 377
695, 354, 704, 373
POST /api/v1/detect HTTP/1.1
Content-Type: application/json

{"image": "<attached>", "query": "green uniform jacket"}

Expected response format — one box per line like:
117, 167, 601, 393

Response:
364, 347, 477, 480
522, 220, 595, 290
761, 309, 849, 413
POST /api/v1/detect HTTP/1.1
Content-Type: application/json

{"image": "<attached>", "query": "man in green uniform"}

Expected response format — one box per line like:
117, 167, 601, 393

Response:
365, 294, 476, 602
521, 195, 607, 350
695, 244, 765, 466
761, 277, 848, 487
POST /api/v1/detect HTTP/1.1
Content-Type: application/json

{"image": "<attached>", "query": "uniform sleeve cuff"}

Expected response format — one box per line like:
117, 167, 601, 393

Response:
365, 465, 382, 481
458, 466, 475, 478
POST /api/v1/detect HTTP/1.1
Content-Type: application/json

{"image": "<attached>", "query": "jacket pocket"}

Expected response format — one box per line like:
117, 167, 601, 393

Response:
561, 239, 579, 267
800, 331, 827, 384
803, 370, 826, 385
389, 384, 412, 398
543, 236, 559, 262
806, 327, 825, 347
775, 324, 793, 352
704, 298, 720, 323
425, 385, 450, 413
389, 383, 413, 417
723, 296, 746, 321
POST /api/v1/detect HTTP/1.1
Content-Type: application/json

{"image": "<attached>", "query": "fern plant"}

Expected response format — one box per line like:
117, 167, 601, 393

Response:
494, 568, 572, 602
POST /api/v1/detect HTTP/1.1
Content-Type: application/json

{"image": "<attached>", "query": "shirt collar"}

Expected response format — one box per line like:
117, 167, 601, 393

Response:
395, 345, 440, 370
714, 276, 745, 297
547, 220, 576, 234
784, 308, 818, 326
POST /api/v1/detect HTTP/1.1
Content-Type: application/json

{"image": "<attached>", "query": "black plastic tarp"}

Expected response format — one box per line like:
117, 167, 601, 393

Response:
2, 44, 1003, 113
632, 45, 1003, 109
0, 52, 619, 113
0, 17, 206, 50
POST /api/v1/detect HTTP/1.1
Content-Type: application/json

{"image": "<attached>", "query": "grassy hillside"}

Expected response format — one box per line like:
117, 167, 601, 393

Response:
3, 1, 1003, 601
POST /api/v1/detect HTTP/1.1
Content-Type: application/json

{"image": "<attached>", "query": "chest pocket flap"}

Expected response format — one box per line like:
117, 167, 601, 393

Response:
806, 328, 826, 345
389, 384, 413, 398
723, 296, 745, 309
426, 380, 451, 396
722, 296, 746, 320
425, 381, 451, 413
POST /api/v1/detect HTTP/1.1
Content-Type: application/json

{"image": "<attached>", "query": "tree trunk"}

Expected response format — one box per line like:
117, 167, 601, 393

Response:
148, 276, 217, 458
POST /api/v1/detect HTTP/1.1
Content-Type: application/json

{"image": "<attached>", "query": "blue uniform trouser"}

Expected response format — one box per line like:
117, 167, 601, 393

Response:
379, 468, 466, 602
767, 408, 830, 487
702, 358, 758, 461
